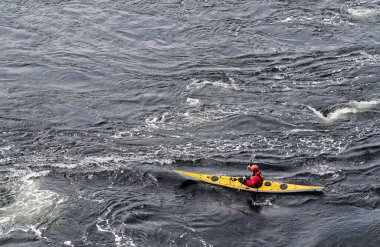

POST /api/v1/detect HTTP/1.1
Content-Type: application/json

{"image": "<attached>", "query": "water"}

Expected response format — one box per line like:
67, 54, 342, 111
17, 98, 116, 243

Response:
0, 0, 380, 246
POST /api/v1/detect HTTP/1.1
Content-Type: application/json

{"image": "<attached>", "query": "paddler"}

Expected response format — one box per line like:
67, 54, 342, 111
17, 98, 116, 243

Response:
242, 164, 264, 188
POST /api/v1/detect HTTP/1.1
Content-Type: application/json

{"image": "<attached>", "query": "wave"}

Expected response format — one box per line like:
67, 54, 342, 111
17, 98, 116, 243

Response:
307, 100, 379, 122
186, 78, 240, 92
347, 7, 380, 20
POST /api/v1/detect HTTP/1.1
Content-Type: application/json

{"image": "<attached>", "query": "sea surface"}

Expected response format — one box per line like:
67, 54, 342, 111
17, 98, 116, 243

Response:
1, 0, 380, 246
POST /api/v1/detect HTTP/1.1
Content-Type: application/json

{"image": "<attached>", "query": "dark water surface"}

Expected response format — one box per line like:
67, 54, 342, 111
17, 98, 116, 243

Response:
1, 0, 380, 246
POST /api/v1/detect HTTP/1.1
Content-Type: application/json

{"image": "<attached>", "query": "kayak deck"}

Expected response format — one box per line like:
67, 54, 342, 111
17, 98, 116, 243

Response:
173, 170, 324, 193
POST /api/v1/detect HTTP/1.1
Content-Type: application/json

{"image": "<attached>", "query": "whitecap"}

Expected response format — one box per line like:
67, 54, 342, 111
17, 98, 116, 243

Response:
186, 97, 201, 106
307, 100, 379, 122
349, 100, 379, 109
347, 7, 380, 19
63, 241, 74, 247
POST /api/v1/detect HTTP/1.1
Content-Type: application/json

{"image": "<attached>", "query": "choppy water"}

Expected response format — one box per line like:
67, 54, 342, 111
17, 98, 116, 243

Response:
1, 0, 380, 246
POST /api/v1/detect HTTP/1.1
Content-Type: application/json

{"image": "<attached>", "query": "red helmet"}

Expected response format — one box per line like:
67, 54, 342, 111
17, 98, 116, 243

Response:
250, 164, 259, 173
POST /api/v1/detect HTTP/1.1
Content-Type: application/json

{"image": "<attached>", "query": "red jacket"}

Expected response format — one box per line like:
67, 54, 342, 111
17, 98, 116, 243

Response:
245, 172, 263, 188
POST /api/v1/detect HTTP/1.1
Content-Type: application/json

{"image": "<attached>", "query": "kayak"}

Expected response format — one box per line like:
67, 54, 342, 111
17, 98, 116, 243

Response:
173, 170, 324, 193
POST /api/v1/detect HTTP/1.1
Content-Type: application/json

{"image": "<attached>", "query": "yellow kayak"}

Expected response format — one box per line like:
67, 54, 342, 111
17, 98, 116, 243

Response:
173, 170, 324, 193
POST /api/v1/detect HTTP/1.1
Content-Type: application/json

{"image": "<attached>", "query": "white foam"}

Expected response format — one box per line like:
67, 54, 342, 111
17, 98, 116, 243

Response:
187, 78, 240, 91
184, 103, 246, 125
183, 111, 203, 124
287, 129, 327, 133
0, 157, 12, 165
349, 100, 379, 109
252, 198, 277, 208
112, 128, 147, 139
0, 171, 63, 237
68, 154, 174, 170
63, 241, 74, 247
0, 144, 13, 154
15, 155, 128, 170
0, 144, 14, 164
280, 15, 314, 24
325, 107, 359, 121
96, 219, 136, 247
186, 97, 201, 106
279, 14, 346, 26
169, 228, 210, 247
347, 7, 380, 18
307, 100, 379, 122
306, 106, 328, 120
145, 112, 170, 129
82, 156, 124, 164
280, 17, 294, 23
